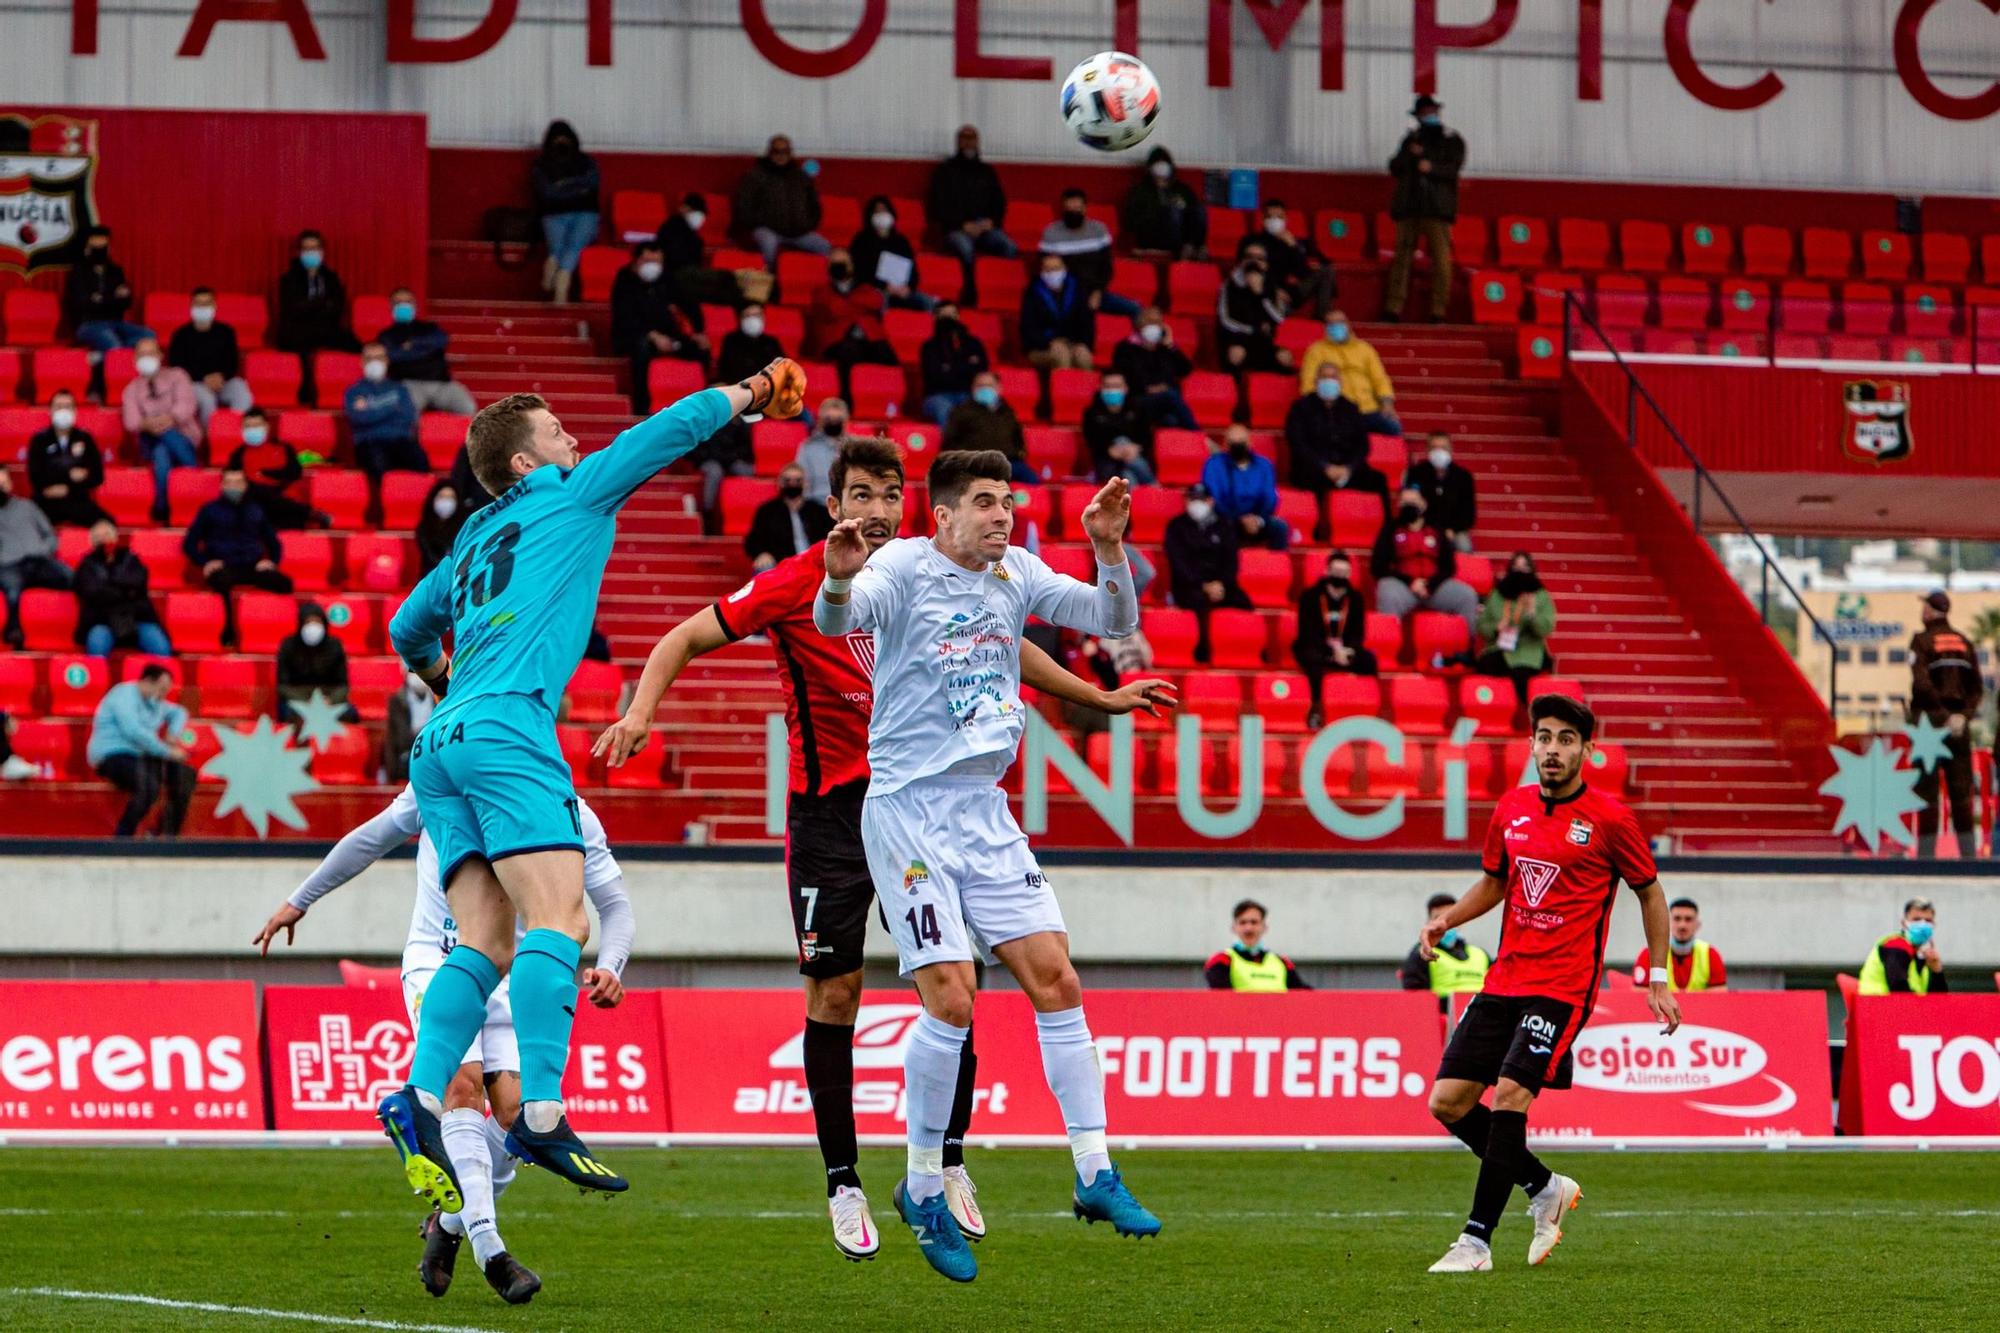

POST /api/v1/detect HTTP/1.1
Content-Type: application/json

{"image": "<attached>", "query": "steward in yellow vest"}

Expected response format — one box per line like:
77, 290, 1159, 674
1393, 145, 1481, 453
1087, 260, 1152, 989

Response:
1204, 899, 1312, 992
1859, 904, 1946, 996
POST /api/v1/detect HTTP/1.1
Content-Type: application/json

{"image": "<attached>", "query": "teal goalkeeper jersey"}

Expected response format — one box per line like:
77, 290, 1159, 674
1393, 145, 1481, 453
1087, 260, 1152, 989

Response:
389, 388, 734, 717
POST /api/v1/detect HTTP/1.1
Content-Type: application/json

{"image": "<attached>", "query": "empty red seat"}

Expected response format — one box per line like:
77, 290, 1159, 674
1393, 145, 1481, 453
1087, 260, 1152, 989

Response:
1778, 281, 1834, 333
319, 595, 380, 654
1317, 210, 1368, 262
0, 656, 37, 714
0, 348, 23, 403
1859, 230, 1911, 281
1801, 226, 1854, 279
1388, 673, 1449, 735
308, 469, 370, 529
379, 471, 433, 530
992, 366, 1037, 414
193, 656, 266, 718
9, 719, 78, 777
1529, 676, 1587, 703
1048, 370, 1096, 426
283, 531, 337, 590
1656, 277, 1713, 331
1206, 609, 1268, 668
1584, 740, 1630, 795
101, 349, 139, 403
1363, 740, 1427, 797
557, 725, 599, 788
47, 653, 108, 716
3, 290, 61, 346
1458, 675, 1518, 732
1455, 553, 1494, 597
1125, 485, 1182, 544
1556, 217, 1611, 271
168, 469, 222, 526
32, 349, 91, 402
1237, 549, 1293, 607
1824, 335, 1884, 362
1369, 434, 1407, 477
1110, 257, 1160, 306
1527, 271, 1585, 326
1244, 374, 1293, 429
1328, 490, 1382, 548
606, 746, 669, 790
776, 251, 829, 302
1166, 262, 1221, 312
218, 292, 268, 348
1469, 270, 1524, 325
1022, 426, 1078, 480
1718, 279, 1771, 331
972, 256, 1025, 311
1321, 673, 1382, 722
1903, 287, 1957, 338
278, 411, 337, 459
1922, 233, 1971, 284
1411, 612, 1470, 669
235, 590, 298, 654
717, 476, 764, 535
311, 728, 376, 784
165, 591, 226, 652
1617, 220, 1672, 273
1252, 674, 1314, 732
419, 413, 470, 470
611, 189, 667, 244
1675, 221, 1730, 275
1364, 612, 1404, 663
1450, 215, 1489, 266
577, 246, 626, 301
565, 660, 625, 722
92, 471, 149, 530
648, 358, 707, 403
1275, 488, 1316, 542
1494, 216, 1549, 268
0, 404, 36, 452
1740, 225, 1793, 277
1154, 429, 1209, 486
346, 534, 410, 592
351, 296, 394, 339
1842, 283, 1894, 336
313, 352, 364, 406
746, 418, 805, 474
1593, 275, 1650, 328
1180, 671, 1243, 726
346, 656, 405, 717
244, 349, 302, 406
1145, 608, 1200, 668
847, 364, 907, 420
1181, 372, 1235, 426
1774, 332, 1826, 361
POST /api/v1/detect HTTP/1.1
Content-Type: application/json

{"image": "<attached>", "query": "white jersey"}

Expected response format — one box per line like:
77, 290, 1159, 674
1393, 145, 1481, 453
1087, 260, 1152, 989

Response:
814, 538, 1137, 795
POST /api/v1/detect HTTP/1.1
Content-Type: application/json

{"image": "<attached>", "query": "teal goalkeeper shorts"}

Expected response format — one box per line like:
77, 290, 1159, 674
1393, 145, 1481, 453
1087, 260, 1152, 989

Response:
409, 693, 584, 886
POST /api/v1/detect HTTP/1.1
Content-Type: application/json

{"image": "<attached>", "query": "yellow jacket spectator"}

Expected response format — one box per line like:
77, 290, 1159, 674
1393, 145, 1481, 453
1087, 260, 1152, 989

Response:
1296, 310, 1399, 432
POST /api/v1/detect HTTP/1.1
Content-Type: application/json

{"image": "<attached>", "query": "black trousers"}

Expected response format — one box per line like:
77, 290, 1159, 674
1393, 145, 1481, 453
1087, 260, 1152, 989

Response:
1293, 640, 1380, 704
1915, 728, 1975, 852
1176, 581, 1255, 663
98, 753, 196, 838
1476, 650, 1545, 705
204, 564, 295, 644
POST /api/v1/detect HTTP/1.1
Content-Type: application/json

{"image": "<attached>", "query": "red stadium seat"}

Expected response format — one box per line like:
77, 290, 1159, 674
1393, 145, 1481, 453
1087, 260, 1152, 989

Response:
165, 591, 226, 652
1236, 549, 1294, 608
1180, 372, 1235, 427
612, 189, 667, 244
1902, 286, 1957, 339
1276, 488, 1317, 543
1740, 224, 1794, 277
1364, 612, 1403, 663
1320, 673, 1382, 723
31, 349, 90, 402
1618, 220, 1672, 273
1411, 613, 1470, 670
1145, 608, 1200, 668
1469, 270, 1524, 325
0, 656, 38, 714
1528, 271, 1585, 326
1859, 230, 1912, 281
1253, 673, 1316, 732
883, 307, 931, 363
776, 251, 829, 301
1774, 333, 1827, 361
1328, 491, 1382, 549
346, 656, 405, 718
0, 347, 21, 405
1455, 553, 1494, 597
717, 476, 765, 535
1317, 210, 1367, 262
606, 746, 669, 790
558, 725, 599, 788
710, 248, 762, 273
379, 472, 432, 530
319, 595, 379, 654
235, 591, 298, 654
1778, 281, 1834, 333
1655, 277, 1713, 331
47, 653, 108, 716
1154, 429, 1209, 486
1842, 283, 1894, 337
972, 256, 1025, 311
1111, 257, 1160, 307
1494, 216, 1550, 269
0, 405, 39, 453
576, 246, 627, 302
1679, 221, 1732, 275
345, 534, 410, 592
219, 292, 268, 348
1166, 262, 1220, 312
2, 289, 61, 346
1037, 545, 1094, 584
1023, 427, 1079, 480
1207, 208, 1253, 257
1556, 217, 1611, 271
308, 469, 370, 530
1048, 369, 1096, 426
565, 660, 625, 722
1180, 671, 1243, 726
1123, 485, 1182, 544
278, 411, 337, 461
749, 418, 807, 474
1458, 675, 1518, 733
351, 296, 393, 340
1529, 675, 1587, 703
1801, 226, 1854, 279
1450, 215, 1489, 266
281, 531, 336, 591
1206, 609, 1268, 668
1823, 335, 1883, 362
101, 349, 139, 404
1717, 279, 1771, 332
244, 349, 302, 406
419, 413, 470, 470
193, 655, 267, 718
311, 728, 376, 785
1584, 740, 1630, 795
993, 366, 1038, 414
1245, 374, 1293, 429
1362, 740, 1427, 797
15, 588, 72, 650
312, 352, 364, 407
142, 292, 185, 337
1593, 275, 1650, 329
1388, 673, 1449, 735
648, 358, 707, 403
1368, 434, 1406, 477
847, 364, 907, 420
1922, 232, 1971, 284
1005, 483, 1047, 534
9, 719, 79, 777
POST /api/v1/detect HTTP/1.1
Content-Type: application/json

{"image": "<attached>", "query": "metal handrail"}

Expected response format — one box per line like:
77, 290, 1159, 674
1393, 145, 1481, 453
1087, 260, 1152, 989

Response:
1560, 291, 1837, 714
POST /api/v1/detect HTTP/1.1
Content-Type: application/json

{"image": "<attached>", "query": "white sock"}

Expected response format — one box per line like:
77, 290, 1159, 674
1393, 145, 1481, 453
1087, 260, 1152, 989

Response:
439, 1109, 506, 1266
1459, 1232, 1491, 1252
522, 1099, 562, 1134
483, 1113, 517, 1200
1035, 1007, 1111, 1181
903, 1011, 968, 1204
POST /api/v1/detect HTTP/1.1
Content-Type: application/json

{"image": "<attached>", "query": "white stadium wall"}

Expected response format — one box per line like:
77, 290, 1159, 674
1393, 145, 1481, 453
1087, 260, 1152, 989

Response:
4, 0, 1999, 194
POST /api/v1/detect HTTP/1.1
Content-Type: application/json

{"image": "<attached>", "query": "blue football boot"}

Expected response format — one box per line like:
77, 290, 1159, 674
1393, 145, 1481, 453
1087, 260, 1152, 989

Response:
893, 1180, 977, 1283
504, 1112, 629, 1193
377, 1085, 462, 1214
1073, 1164, 1161, 1237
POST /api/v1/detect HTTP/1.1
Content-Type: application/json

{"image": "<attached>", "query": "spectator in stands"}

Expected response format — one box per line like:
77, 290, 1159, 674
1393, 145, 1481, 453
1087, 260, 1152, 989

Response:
1164, 482, 1253, 665
343, 343, 428, 479
183, 466, 293, 646
795, 398, 848, 504
276, 601, 358, 726
733, 134, 830, 270
1124, 147, 1207, 260
26, 391, 109, 529
1111, 307, 1196, 429
531, 119, 600, 305
377, 289, 478, 416
274, 230, 359, 403
385, 669, 435, 783
225, 407, 314, 531
1908, 590, 1982, 859
809, 248, 897, 401
75, 519, 171, 658
1372, 486, 1479, 637
1400, 893, 1490, 998
1040, 188, 1136, 317
1020, 253, 1096, 372
1201, 426, 1290, 551
1216, 242, 1292, 373
1254, 200, 1337, 319
1081, 372, 1156, 484
656, 192, 746, 314
166, 287, 252, 423
415, 479, 467, 574
65, 225, 150, 353
120, 336, 202, 525
941, 372, 1033, 483
611, 242, 704, 414
1632, 898, 1725, 992
1204, 900, 1311, 991
687, 421, 756, 532
1858, 897, 1946, 995
87, 664, 193, 839
1286, 362, 1388, 514
1475, 551, 1556, 703
929, 125, 1017, 292
1297, 311, 1400, 435
919, 301, 989, 425
850, 196, 933, 311
745, 464, 833, 572
1402, 433, 1475, 551
1292, 550, 1377, 726
714, 303, 784, 384
0, 469, 70, 649
1384, 94, 1465, 324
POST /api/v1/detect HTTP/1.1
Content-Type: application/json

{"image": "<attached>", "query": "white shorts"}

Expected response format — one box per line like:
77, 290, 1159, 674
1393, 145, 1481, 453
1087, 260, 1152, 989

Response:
402, 946, 520, 1075
862, 781, 1065, 978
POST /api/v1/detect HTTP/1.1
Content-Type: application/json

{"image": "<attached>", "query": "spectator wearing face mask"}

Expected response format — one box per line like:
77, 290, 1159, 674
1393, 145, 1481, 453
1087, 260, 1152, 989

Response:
1111, 307, 1197, 429
531, 119, 600, 305
745, 464, 834, 572
166, 287, 252, 423
276, 601, 358, 726
1384, 94, 1466, 324
714, 303, 785, 384
183, 467, 293, 646
275, 230, 360, 403
808, 247, 898, 403
1372, 487, 1479, 638
941, 373, 1034, 484
919, 302, 990, 425
343, 343, 427, 479
224, 407, 317, 531
1201, 427, 1290, 551
1400, 893, 1490, 998
1286, 364, 1388, 514
849, 196, 934, 311
1082, 372, 1156, 485
27, 391, 109, 529
120, 335, 202, 524
1292, 550, 1378, 726
1631, 898, 1725, 992
1164, 483, 1254, 665
733, 134, 831, 270
74, 519, 171, 658
1859, 898, 1946, 995
611, 242, 705, 414
655, 192, 746, 314
1217, 242, 1293, 374
1251, 200, 1338, 320
795, 397, 849, 503
414, 479, 467, 574
1908, 590, 1982, 859
1020, 253, 1097, 372
376, 289, 478, 416
1475, 551, 1556, 703
1403, 433, 1476, 551
65, 225, 152, 353
1124, 147, 1208, 260
0, 470, 71, 649
1040, 189, 1137, 316
928, 125, 1018, 295
87, 665, 194, 839
1297, 311, 1399, 435
385, 669, 436, 783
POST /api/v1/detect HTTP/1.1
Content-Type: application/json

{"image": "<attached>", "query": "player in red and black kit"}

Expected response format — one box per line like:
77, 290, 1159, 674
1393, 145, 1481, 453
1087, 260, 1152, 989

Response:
1417, 693, 1681, 1274
594, 436, 1173, 1262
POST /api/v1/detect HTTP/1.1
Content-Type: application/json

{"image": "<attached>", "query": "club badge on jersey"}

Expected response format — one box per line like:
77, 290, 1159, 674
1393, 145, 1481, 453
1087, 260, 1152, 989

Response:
1568, 819, 1593, 847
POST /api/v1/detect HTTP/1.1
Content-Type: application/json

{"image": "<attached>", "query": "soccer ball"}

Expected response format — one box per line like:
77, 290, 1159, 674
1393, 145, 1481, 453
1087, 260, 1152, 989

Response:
1060, 52, 1161, 153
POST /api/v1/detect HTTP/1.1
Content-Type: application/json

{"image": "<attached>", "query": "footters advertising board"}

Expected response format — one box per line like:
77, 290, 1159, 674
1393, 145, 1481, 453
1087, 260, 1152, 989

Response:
1840, 994, 2000, 1136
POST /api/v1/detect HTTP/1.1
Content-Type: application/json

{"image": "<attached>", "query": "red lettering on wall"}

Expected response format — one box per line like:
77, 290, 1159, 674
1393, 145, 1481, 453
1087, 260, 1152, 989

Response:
386, 0, 517, 64
588, 0, 613, 68
1321, 0, 1346, 92
1577, 0, 1602, 100
1207, 0, 1335, 90
1114, 0, 1140, 55
742, 0, 886, 78
1412, 0, 1519, 95
1662, 0, 1783, 111
178, 0, 326, 60
954, 0, 1050, 81
1893, 0, 2000, 121
71, 0, 97, 56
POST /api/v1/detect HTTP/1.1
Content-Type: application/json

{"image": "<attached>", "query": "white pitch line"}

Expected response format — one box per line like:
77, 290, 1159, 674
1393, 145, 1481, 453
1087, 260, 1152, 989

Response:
1, 1287, 503, 1333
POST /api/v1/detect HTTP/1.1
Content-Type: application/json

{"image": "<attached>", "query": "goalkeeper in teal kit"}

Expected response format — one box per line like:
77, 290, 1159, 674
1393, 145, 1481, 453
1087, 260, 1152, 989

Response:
381, 361, 806, 1214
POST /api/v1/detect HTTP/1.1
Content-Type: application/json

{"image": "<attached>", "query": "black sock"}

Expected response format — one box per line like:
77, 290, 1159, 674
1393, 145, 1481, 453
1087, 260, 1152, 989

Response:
1463, 1109, 1528, 1243
802, 1018, 861, 1196
942, 1024, 976, 1170
1445, 1101, 1552, 1197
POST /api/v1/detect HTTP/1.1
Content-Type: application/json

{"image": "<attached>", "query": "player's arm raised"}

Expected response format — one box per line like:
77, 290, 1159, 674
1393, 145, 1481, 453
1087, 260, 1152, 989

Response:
253, 791, 424, 955
1418, 872, 1505, 960
1020, 638, 1177, 718
388, 556, 456, 695
569, 360, 807, 514
812, 518, 877, 634
595, 606, 732, 767
1632, 879, 1683, 1035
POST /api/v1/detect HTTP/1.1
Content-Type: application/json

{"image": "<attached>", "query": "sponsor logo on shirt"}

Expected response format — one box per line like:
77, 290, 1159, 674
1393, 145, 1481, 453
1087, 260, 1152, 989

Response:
1516, 856, 1561, 908
903, 860, 930, 893
1568, 819, 1593, 847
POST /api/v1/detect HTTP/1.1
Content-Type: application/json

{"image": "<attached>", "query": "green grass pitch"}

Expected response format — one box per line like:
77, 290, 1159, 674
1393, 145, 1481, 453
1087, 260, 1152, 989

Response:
3, 1147, 1998, 1331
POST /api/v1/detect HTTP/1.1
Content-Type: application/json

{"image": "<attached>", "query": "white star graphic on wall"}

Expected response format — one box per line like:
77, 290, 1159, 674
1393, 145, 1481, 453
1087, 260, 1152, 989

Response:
288, 689, 351, 753
1818, 739, 1926, 854
202, 715, 317, 838
1899, 713, 1954, 774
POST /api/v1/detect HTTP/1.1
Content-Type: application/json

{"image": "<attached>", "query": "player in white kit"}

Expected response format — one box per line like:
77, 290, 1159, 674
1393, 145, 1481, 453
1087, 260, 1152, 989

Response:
252, 786, 633, 1306
814, 450, 1162, 1284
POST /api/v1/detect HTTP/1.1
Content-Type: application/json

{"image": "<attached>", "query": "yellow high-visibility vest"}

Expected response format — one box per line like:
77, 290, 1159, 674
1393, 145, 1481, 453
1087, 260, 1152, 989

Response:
1427, 944, 1491, 996
1858, 934, 1930, 996
1227, 948, 1290, 993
